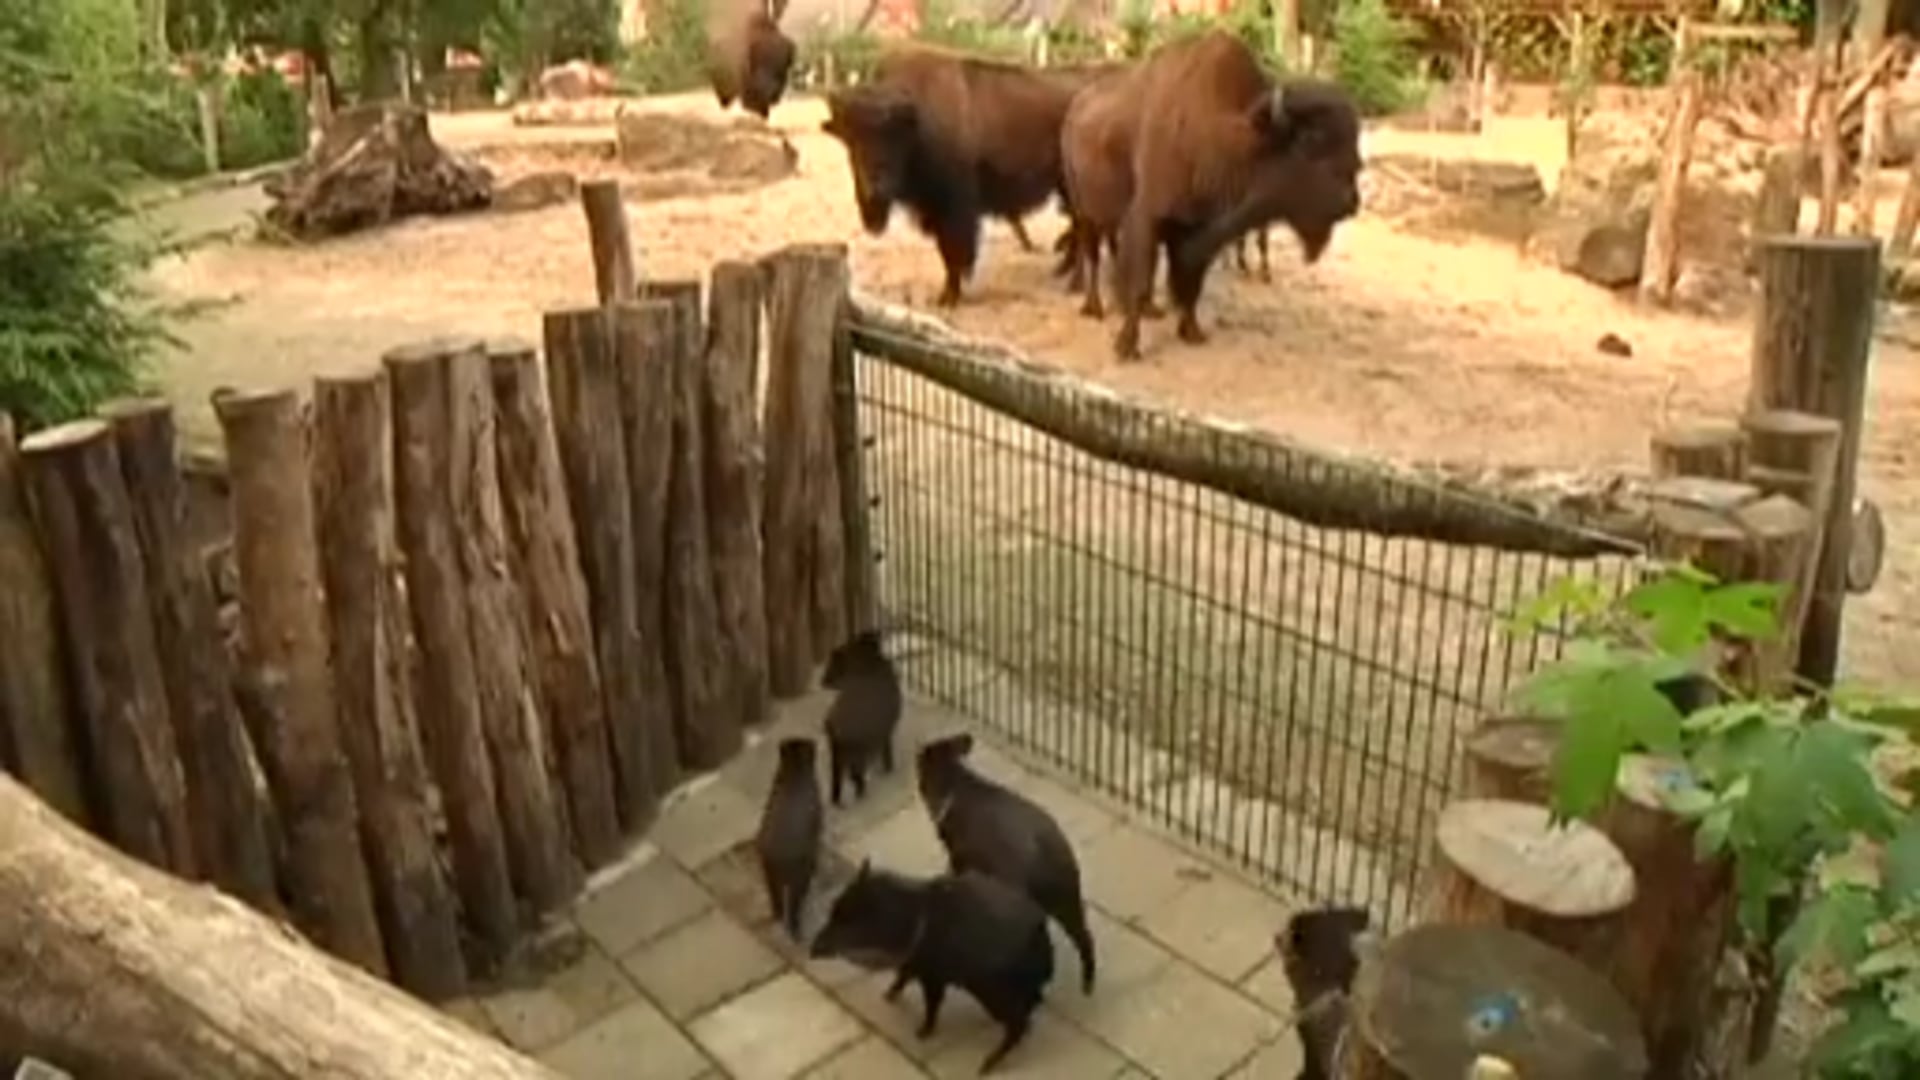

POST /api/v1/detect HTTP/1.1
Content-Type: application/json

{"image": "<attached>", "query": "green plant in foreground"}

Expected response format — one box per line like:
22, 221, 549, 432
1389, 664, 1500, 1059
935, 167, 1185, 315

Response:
1328, 0, 1423, 116
1507, 565, 1920, 1076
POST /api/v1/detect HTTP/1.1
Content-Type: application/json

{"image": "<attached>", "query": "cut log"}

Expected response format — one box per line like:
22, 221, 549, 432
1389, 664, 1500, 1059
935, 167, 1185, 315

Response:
704, 263, 772, 732
0, 773, 562, 1080
829, 282, 878, 634
18, 420, 194, 876
642, 282, 739, 770
264, 102, 492, 241
580, 181, 637, 305
488, 339, 622, 870
1462, 716, 1559, 803
0, 413, 88, 826
1649, 423, 1745, 480
545, 309, 661, 832
385, 342, 521, 962
1423, 798, 1635, 976
211, 388, 387, 977
101, 399, 279, 912
1750, 147, 1802, 251
1342, 923, 1648, 1079
443, 341, 578, 913
1641, 66, 1705, 305
311, 372, 468, 999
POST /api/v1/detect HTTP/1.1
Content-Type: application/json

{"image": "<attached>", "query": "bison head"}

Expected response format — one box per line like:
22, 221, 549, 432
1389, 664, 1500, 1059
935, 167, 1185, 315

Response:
741, 18, 796, 119
821, 88, 919, 236
1244, 78, 1363, 263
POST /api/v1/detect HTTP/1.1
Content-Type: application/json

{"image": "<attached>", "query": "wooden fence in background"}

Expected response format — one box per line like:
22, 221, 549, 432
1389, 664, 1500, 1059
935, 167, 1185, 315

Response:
0, 241, 866, 1003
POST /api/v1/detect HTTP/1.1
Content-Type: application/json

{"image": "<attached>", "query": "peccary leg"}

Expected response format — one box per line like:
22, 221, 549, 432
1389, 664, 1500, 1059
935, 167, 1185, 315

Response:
978, 1009, 1035, 1075
884, 966, 913, 1001
759, 861, 785, 929
879, 737, 895, 774
828, 741, 847, 806
914, 978, 949, 1038
782, 863, 813, 940
1058, 907, 1097, 994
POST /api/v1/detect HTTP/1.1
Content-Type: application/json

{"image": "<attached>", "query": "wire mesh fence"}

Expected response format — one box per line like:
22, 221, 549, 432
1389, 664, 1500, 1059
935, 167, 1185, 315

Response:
849, 334, 1645, 929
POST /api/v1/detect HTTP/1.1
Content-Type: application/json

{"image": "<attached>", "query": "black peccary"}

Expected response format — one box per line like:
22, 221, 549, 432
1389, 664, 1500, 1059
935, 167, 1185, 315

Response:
821, 629, 903, 806
755, 737, 825, 939
810, 859, 1054, 1074
916, 732, 1097, 994
1277, 906, 1372, 1080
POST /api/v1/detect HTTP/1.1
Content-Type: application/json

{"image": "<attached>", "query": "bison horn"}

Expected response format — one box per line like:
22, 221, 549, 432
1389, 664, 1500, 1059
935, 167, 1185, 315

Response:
1268, 86, 1287, 125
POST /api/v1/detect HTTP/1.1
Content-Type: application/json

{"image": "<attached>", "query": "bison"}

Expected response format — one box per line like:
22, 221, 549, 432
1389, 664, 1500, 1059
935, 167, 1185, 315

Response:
819, 45, 1110, 306
706, 9, 796, 121
1089, 30, 1362, 361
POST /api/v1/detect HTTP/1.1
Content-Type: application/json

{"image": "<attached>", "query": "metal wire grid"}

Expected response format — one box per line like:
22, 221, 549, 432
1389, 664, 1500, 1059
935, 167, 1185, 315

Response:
849, 349, 1642, 929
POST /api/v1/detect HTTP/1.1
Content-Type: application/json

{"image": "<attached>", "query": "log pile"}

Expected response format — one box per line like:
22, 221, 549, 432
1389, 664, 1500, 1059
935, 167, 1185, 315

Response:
264, 103, 492, 241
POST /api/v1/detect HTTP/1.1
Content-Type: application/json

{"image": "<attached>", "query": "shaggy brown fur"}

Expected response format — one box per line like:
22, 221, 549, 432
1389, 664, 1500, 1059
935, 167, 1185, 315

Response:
1106, 30, 1363, 361
820, 44, 1100, 306
706, 10, 796, 120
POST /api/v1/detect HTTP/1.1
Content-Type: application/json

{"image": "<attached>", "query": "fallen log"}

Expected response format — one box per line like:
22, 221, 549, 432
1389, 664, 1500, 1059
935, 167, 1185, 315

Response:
0, 774, 560, 1080
264, 102, 492, 241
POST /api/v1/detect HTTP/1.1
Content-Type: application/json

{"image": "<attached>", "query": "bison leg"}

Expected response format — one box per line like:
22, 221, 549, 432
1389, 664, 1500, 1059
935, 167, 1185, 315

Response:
1166, 230, 1215, 346
1256, 228, 1273, 283
1007, 217, 1039, 254
932, 214, 981, 308
1078, 228, 1104, 320
1111, 211, 1160, 361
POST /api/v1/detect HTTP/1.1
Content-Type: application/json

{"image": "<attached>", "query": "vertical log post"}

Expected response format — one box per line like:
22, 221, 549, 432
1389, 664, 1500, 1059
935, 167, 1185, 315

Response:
445, 341, 578, 913
18, 420, 193, 875
102, 399, 278, 911
830, 285, 877, 635
0, 413, 89, 826
386, 342, 521, 963
1641, 18, 1701, 305
1890, 154, 1920, 259
762, 244, 853, 694
1648, 423, 1745, 480
489, 339, 623, 870
705, 263, 773, 731
1815, 33, 1845, 234
312, 372, 468, 999
1748, 235, 1878, 686
1742, 409, 1843, 674
1850, 0, 1892, 237
545, 309, 662, 831
1462, 716, 1559, 803
211, 388, 387, 976
580, 181, 637, 305
638, 283, 738, 770
1750, 147, 1803, 255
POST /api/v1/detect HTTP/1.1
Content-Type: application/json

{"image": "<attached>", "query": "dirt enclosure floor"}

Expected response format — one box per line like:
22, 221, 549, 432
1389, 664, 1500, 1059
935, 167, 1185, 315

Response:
143, 91, 1918, 689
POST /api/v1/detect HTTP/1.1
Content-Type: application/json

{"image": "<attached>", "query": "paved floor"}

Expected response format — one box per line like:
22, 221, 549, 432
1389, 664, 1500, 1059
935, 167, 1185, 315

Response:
449, 691, 1309, 1080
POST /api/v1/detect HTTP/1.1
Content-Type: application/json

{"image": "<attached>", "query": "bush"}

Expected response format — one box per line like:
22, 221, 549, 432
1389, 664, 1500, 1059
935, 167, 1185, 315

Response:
1329, 0, 1423, 116
220, 67, 305, 169
798, 26, 883, 87
623, 0, 710, 94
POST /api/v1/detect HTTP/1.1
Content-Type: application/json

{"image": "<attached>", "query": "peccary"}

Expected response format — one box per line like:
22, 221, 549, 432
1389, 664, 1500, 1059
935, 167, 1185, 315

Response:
1277, 906, 1372, 1080
810, 859, 1054, 1074
916, 732, 1097, 994
821, 629, 903, 806
755, 737, 825, 939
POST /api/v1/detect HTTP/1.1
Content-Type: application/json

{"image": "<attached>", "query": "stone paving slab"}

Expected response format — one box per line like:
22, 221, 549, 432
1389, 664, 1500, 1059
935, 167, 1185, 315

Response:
468, 692, 1309, 1080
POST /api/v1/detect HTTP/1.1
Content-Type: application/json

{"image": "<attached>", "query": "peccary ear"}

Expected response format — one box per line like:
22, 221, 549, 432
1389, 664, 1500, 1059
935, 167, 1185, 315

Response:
856, 857, 872, 880
951, 732, 975, 757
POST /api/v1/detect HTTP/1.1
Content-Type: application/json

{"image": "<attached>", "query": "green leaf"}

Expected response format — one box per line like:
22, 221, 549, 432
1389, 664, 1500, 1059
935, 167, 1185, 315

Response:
1550, 702, 1627, 823
1811, 993, 1904, 1071
1779, 885, 1878, 967
1889, 973, 1920, 1030
1504, 576, 1609, 636
1695, 801, 1735, 859
1683, 700, 1776, 738
1887, 817, 1920, 905
1858, 941, 1920, 980
1798, 722, 1899, 840
1625, 572, 1716, 655
1702, 581, 1785, 641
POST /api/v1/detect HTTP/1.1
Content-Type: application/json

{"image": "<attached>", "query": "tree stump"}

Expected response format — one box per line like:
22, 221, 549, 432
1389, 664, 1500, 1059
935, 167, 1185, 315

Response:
1462, 717, 1559, 803
1649, 423, 1746, 480
640, 283, 739, 771
1343, 923, 1648, 1079
1424, 799, 1635, 976
443, 341, 578, 912
18, 420, 194, 877
545, 309, 662, 832
212, 388, 387, 977
311, 372, 468, 999
488, 340, 623, 871
704, 263, 773, 733
101, 399, 279, 912
0, 413, 88, 827
0, 774, 562, 1080
264, 102, 493, 240
385, 342, 520, 962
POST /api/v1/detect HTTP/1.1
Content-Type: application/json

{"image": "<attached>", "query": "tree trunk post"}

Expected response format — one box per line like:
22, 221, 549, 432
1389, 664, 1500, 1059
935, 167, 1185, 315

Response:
17, 420, 194, 877
1642, 21, 1703, 306
311, 372, 469, 1000
1751, 147, 1803, 259
544, 309, 662, 832
1649, 423, 1746, 480
443, 342, 578, 913
1462, 716, 1559, 803
636, 283, 739, 771
762, 244, 853, 695
0, 774, 564, 1080
1747, 235, 1878, 688
101, 399, 279, 912
705, 263, 773, 732
1742, 409, 1843, 661
210, 388, 387, 977
488, 339, 623, 871
1850, 0, 1892, 235
384, 342, 521, 963
1890, 154, 1920, 258
830, 286, 878, 636
1422, 798, 1636, 977
0, 413, 89, 827
580, 181, 638, 306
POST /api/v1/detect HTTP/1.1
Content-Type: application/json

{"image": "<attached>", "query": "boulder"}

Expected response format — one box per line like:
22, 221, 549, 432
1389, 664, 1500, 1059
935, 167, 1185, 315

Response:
538, 60, 616, 101
1526, 146, 1658, 289
263, 102, 491, 240
492, 170, 579, 213
614, 107, 798, 184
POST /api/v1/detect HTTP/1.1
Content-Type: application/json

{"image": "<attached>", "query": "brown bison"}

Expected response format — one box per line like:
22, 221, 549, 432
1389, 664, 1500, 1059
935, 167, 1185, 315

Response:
820, 45, 1112, 306
1071, 30, 1362, 360
707, 10, 796, 120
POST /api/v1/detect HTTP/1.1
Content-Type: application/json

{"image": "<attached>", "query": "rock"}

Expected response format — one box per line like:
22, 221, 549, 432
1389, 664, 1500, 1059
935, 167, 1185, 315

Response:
1596, 333, 1632, 358
614, 107, 798, 185
1369, 155, 1546, 203
263, 102, 491, 241
1526, 146, 1658, 289
492, 170, 579, 212
538, 60, 616, 101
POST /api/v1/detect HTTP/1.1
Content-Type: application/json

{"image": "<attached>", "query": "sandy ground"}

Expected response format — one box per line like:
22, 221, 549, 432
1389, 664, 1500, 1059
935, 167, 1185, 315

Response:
141, 91, 1918, 688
